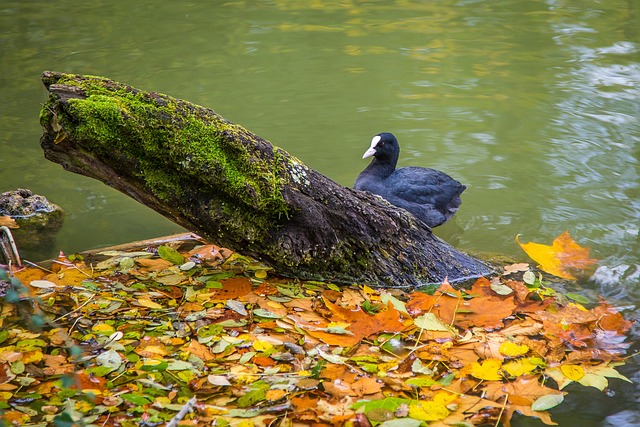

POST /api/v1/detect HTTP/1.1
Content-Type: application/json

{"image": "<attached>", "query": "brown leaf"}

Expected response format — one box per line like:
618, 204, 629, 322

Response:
135, 258, 173, 272
183, 339, 215, 361
211, 277, 252, 300
503, 263, 530, 275
351, 377, 383, 397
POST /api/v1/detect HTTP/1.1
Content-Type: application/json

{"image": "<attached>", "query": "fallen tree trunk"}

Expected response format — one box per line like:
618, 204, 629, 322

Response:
39, 71, 492, 288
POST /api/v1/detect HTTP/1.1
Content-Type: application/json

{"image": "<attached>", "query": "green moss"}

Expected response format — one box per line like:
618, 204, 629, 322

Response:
42, 73, 291, 239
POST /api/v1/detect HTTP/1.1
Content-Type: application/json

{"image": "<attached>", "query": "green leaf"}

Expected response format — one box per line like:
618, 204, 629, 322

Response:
237, 381, 270, 408
415, 283, 440, 295
531, 393, 564, 411
352, 397, 412, 413
438, 373, 455, 386
406, 377, 437, 387
121, 393, 152, 406
564, 293, 590, 304
252, 308, 282, 318
380, 292, 409, 314
0, 329, 10, 345
53, 411, 76, 427
523, 270, 537, 286
413, 313, 453, 332
140, 359, 169, 372
157, 245, 185, 265
490, 282, 514, 295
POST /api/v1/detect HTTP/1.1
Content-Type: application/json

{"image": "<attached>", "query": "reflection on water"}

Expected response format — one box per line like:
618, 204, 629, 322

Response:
0, 1, 639, 424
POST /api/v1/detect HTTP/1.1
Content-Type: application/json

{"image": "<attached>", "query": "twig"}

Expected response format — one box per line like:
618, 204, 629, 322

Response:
166, 396, 197, 427
495, 393, 509, 427
54, 292, 96, 322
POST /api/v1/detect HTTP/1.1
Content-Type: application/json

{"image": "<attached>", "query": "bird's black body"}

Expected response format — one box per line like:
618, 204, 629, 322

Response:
354, 132, 465, 227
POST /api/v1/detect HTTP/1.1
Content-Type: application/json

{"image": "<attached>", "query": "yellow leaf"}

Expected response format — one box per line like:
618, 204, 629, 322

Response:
22, 350, 43, 364
516, 231, 598, 280
502, 359, 537, 377
433, 391, 458, 405
138, 345, 168, 357
92, 323, 115, 335
408, 400, 450, 421
499, 341, 530, 357
471, 358, 503, 381
137, 298, 163, 310
560, 364, 584, 381
252, 340, 273, 352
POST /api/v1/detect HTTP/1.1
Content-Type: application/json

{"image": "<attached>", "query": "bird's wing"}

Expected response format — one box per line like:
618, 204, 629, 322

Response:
383, 167, 465, 207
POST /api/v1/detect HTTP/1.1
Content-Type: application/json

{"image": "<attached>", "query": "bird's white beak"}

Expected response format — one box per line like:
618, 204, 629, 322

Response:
362, 147, 376, 159
362, 135, 381, 159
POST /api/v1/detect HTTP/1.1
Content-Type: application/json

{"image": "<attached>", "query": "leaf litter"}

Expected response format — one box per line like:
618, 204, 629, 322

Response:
0, 233, 635, 427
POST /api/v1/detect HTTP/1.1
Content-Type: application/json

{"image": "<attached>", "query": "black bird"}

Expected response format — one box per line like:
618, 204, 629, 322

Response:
354, 132, 466, 227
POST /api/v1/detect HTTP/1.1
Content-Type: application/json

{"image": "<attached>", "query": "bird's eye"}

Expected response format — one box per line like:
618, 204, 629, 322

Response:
378, 142, 384, 147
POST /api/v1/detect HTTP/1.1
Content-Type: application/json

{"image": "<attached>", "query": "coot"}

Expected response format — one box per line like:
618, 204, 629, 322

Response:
354, 132, 466, 227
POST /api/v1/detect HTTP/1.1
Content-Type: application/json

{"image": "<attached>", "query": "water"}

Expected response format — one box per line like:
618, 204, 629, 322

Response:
1, 1, 639, 425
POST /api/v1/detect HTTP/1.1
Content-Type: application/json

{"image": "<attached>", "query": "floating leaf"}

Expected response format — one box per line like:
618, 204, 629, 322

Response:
532, 393, 564, 411
502, 359, 537, 377
157, 245, 185, 265
406, 377, 437, 387
413, 313, 453, 332
121, 394, 151, 406
237, 381, 270, 408
471, 358, 503, 381
560, 364, 584, 381
499, 341, 530, 357
565, 292, 590, 304
408, 401, 449, 421
29, 280, 60, 289
516, 231, 598, 280
208, 375, 232, 386
490, 282, 514, 295
137, 298, 163, 310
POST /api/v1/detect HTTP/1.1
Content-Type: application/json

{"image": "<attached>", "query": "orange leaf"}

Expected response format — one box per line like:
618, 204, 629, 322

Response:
516, 231, 598, 279
211, 277, 252, 299
406, 278, 516, 330
183, 339, 215, 361
0, 215, 19, 228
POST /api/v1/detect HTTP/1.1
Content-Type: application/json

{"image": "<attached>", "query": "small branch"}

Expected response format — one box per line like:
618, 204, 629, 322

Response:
166, 396, 198, 427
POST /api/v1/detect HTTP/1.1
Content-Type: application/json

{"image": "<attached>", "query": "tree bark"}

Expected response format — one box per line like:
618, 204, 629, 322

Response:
39, 71, 492, 288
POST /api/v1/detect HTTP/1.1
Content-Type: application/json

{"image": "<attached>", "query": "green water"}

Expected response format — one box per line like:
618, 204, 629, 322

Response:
1, 1, 639, 425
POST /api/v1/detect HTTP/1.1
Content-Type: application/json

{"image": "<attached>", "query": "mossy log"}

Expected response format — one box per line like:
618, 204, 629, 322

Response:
39, 71, 492, 288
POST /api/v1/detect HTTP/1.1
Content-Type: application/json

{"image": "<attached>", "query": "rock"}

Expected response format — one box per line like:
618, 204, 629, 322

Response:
0, 189, 64, 253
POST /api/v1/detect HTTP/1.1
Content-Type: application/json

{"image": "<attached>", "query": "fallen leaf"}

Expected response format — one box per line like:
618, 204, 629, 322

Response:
503, 263, 530, 275
560, 364, 584, 381
499, 341, 530, 357
471, 358, 502, 381
516, 231, 598, 279
408, 400, 449, 421
414, 313, 454, 333
0, 216, 19, 228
